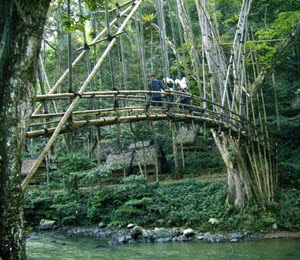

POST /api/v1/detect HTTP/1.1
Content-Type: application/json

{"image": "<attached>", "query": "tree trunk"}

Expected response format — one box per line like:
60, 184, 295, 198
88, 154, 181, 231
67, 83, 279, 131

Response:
211, 130, 252, 208
0, 0, 51, 258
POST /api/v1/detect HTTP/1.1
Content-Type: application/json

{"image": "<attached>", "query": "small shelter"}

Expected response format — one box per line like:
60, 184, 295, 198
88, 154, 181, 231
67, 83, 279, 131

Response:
175, 126, 201, 152
21, 159, 56, 185
131, 145, 166, 180
105, 151, 133, 179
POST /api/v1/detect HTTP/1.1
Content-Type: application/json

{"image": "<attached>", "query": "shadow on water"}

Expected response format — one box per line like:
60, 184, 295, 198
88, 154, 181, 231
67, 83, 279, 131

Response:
26, 232, 300, 260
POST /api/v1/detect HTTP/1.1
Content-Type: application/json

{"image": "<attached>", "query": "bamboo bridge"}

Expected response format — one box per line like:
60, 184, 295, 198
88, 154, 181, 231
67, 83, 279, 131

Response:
27, 90, 248, 138
22, 0, 277, 208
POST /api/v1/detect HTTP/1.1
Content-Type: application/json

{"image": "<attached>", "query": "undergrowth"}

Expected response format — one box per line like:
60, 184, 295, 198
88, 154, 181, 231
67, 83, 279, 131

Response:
23, 176, 300, 232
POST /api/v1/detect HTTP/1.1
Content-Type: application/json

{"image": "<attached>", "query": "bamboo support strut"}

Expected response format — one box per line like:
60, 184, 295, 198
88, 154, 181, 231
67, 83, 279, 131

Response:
22, 0, 144, 191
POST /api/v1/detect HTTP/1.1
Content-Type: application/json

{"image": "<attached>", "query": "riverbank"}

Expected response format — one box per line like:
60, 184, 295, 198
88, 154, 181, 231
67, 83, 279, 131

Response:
30, 223, 300, 248
24, 177, 300, 236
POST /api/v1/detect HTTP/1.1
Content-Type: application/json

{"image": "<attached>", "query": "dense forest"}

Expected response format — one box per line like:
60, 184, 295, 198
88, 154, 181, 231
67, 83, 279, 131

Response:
1, 0, 299, 258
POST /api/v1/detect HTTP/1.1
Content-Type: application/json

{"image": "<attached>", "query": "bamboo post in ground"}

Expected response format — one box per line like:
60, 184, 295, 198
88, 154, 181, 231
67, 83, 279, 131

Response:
155, 150, 159, 182
171, 121, 180, 179
260, 89, 274, 201
180, 140, 185, 170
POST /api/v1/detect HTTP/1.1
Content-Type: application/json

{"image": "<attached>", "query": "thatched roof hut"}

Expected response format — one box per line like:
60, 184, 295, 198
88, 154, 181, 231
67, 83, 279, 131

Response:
175, 126, 199, 144
131, 145, 166, 178
105, 151, 133, 178
175, 126, 202, 152
131, 146, 159, 165
21, 159, 53, 185
104, 140, 167, 180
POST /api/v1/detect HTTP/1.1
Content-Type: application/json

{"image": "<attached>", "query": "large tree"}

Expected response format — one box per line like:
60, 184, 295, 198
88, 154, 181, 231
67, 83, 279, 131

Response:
0, 0, 51, 258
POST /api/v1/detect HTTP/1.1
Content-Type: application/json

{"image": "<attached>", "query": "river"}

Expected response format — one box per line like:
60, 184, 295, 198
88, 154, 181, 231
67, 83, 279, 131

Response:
26, 232, 299, 259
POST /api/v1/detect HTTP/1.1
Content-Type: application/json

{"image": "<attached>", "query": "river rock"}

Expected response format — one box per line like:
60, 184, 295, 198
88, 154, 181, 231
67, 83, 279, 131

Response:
152, 228, 173, 239
230, 232, 244, 240
127, 223, 136, 229
130, 226, 143, 239
171, 228, 181, 237
156, 237, 173, 243
108, 240, 120, 246
117, 236, 127, 244
172, 237, 181, 242
183, 228, 195, 238
203, 233, 223, 243
140, 229, 147, 236
180, 234, 192, 242
39, 219, 55, 230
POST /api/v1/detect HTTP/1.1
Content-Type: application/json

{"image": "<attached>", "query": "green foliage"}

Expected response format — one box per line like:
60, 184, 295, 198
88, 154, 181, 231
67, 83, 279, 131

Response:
59, 152, 96, 173
278, 162, 300, 189
142, 13, 156, 23
87, 187, 127, 223
61, 14, 90, 33
183, 151, 225, 176
113, 197, 155, 225
253, 10, 300, 63
276, 189, 300, 230
82, 0, 105, 11
55, 152, 97, 191
23, 187, 54, 226
24, 178, 300, 233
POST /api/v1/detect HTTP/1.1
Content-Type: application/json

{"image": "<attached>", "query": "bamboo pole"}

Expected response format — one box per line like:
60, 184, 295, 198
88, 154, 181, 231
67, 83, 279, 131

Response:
180, 140, 185, 170
260, 89, 273, 201
249, 96, 266, 206
272, 72, 280, 131
39, 54, 58, 112
171, 122, 180, 179
245, 144, 263, 204
31, 107, 146, 120
167, 0, 181, 79
32, 4, 134, 116
256, 92, 270, 204
22, 0, 144, 190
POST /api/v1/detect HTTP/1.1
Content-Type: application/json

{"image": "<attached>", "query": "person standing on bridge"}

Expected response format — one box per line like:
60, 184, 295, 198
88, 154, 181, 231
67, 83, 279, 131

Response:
148, 74, 164, 106
175, 77, 191, 111
162, 77, 175, 102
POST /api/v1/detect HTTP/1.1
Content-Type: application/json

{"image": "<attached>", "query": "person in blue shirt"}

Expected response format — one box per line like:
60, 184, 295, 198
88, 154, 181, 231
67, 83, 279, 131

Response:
148, 74, 163, 106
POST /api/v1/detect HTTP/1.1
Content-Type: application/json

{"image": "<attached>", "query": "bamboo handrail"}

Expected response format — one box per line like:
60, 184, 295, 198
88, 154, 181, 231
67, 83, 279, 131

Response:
34, 89, 244, 119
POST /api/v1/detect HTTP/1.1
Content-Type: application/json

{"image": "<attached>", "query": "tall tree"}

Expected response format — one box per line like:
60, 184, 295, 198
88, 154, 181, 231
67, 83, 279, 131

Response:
0, 0, 51, 258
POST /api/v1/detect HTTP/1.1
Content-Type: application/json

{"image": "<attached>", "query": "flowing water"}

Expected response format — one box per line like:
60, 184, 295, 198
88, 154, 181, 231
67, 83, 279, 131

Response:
26, 232, 299, 259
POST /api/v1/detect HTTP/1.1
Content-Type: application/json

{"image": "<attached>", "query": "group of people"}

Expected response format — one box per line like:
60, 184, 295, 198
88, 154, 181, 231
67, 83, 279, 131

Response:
148, 74, 191, 108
